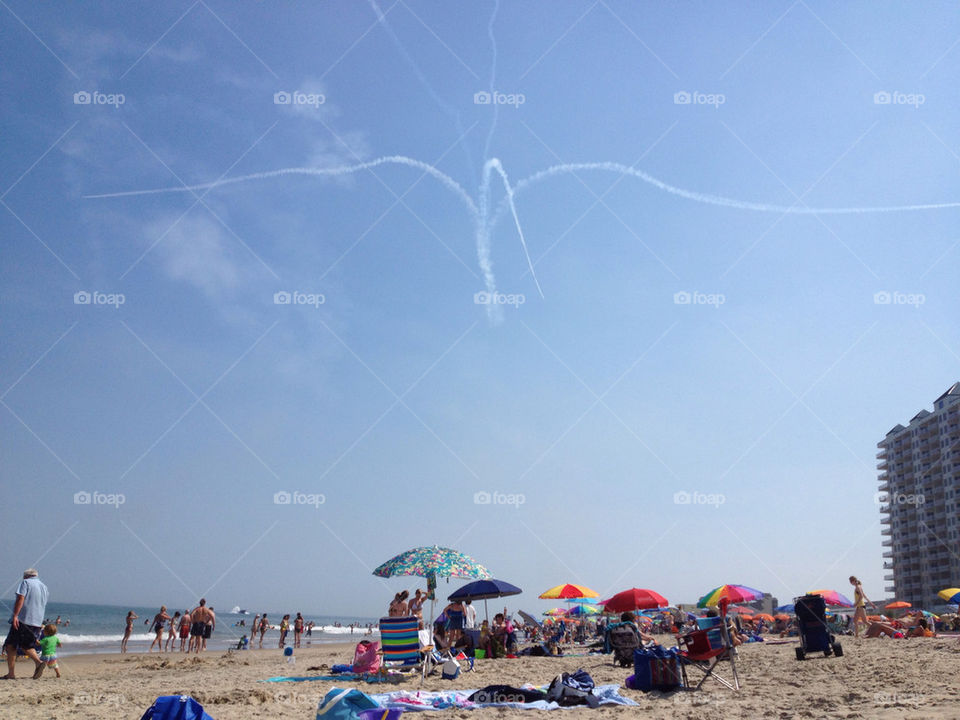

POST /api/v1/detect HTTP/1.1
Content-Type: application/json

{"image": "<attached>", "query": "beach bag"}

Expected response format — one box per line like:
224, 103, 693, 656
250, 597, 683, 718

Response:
633, 646, 682, 691
316, 688, 379, 720
353, 640, 381, 673
140, 695, 216, 720
441, 659, 461, 680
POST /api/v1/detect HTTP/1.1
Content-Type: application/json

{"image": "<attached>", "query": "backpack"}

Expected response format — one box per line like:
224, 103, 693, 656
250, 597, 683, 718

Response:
139, 696, 216, 720
316, 688, 379, 720
352, 640, 381, 674
608, 624, 641, 667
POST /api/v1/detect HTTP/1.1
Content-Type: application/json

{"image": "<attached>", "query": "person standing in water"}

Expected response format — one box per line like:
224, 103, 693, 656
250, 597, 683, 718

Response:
849, 576, 875, 638
122, 611, 138, 653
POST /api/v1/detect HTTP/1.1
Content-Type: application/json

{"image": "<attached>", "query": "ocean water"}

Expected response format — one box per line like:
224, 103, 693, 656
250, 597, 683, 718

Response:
13, 602, 378, 656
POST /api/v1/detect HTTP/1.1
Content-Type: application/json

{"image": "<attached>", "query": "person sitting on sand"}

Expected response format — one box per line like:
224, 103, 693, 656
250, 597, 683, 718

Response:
122, 611, 138, 653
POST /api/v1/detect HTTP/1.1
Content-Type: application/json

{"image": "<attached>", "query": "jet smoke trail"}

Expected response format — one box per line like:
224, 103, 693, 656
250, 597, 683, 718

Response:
85, 157, 479, 217
489, 161, 960, 225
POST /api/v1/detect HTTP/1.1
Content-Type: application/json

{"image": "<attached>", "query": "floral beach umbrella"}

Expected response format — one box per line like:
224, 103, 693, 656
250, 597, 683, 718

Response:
373, 546, 491, 581
539, 583, 599, 600
697, 584, 764, 608
566, 604, 601, 617
373, 546, 491, 627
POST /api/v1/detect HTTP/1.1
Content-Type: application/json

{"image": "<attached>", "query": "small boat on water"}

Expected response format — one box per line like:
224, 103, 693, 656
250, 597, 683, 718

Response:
229, 606, 250, 615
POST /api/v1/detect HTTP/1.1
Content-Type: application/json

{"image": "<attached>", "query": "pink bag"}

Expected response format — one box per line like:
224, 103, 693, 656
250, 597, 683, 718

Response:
353, 640, 381, 673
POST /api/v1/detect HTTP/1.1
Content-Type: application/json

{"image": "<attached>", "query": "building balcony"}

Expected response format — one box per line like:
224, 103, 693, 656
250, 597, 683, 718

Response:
883, 551, 894, 558
881, 528, 892, 536
882, 539, 893, 546
883, 562, 894, 570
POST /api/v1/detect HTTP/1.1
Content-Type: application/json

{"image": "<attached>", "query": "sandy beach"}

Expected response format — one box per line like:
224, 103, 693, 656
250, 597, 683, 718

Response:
2, 637, 959, 719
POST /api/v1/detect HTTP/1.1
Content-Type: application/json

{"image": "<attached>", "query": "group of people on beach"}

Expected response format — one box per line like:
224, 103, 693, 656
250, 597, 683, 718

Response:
125, 598, 216, 654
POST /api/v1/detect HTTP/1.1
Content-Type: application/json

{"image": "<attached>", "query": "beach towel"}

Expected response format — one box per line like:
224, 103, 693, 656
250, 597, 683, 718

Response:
368, 684, 637, 711
317, 688, 379, 720
139, 695, 216, 720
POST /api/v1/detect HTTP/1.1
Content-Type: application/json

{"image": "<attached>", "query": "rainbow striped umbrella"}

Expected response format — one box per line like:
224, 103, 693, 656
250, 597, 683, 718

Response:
808, 589, 853, 607
697, 584, 764, 608
539, 583, 599, 600
566, 604, 601, 617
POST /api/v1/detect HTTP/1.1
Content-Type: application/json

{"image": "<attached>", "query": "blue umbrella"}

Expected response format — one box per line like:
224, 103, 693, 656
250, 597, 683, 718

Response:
775, 604, 795, 613
448, 578, 522, 624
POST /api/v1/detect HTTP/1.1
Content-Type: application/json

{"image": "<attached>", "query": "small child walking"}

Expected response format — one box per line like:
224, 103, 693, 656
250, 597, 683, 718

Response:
39, 624, 62, 678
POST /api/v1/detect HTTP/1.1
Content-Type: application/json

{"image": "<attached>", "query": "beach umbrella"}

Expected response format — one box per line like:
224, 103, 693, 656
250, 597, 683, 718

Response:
517, 610, 540, 628
885, 601, 911, 610
697, 584, 765, 608
565, 597, 600, 604
774, 614, 790, 621
918, 610, 939, 620
543, 608, 568, 616
728, 606, 754, 615
808, 590, 854, 607
539, 583, 599, 600
754, 613, 775, 622
448, 578, 522, 624
602, 588, 669, 613
937, 588, 960, 603
373, 545, 491, 628
566, 604, 600, 617
775, 603, 795, 613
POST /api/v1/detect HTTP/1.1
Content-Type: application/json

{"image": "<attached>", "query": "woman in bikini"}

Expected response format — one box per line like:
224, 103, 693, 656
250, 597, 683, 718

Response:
293, 613, 304, 648
121, 611, 138, 653
849, 576, 874, 638
258, 614, 269, 648
408, 589, 426, 618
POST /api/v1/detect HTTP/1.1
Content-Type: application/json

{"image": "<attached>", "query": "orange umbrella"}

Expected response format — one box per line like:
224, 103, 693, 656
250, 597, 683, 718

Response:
755, 613, 775, 622
885, 601, 911, 610
774, 614, 790, 620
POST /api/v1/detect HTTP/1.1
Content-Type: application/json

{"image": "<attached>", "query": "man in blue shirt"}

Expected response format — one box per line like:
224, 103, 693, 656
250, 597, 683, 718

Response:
3, 568, 49, 679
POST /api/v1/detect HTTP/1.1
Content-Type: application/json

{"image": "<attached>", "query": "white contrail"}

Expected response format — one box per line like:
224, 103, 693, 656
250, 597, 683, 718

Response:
85, 157, 479, 217
482, 158, 543, 298
490, 162, 960, 225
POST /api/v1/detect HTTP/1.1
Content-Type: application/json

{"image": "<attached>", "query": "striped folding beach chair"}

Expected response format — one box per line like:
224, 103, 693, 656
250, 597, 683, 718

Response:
378, 616, 436, 682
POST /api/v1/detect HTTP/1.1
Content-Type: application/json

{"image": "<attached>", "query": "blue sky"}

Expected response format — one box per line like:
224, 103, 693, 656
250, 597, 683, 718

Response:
2, 1, 958, 618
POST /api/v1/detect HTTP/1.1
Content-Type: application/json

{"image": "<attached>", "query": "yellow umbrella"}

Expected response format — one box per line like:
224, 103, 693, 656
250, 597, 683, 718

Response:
538, 583, 599, 599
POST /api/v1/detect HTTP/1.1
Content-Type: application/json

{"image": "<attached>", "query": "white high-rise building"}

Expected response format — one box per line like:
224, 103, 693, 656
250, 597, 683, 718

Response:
877, 382, 960, 607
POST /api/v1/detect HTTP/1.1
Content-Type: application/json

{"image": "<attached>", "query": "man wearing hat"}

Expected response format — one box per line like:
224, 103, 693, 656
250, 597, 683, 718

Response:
3, 568, 49, 679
